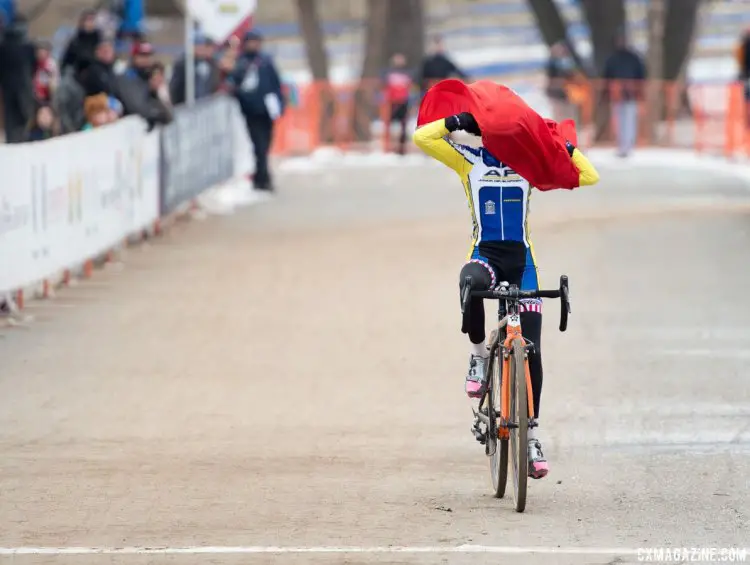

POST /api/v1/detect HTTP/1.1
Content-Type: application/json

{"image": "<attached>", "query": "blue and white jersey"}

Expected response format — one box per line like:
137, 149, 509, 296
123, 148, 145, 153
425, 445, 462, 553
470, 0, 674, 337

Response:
451, 142, 532, 247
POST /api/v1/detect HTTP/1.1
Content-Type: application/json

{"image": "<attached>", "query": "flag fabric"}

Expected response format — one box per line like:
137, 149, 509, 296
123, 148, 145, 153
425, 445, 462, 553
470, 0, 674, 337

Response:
416, 79, 581, 190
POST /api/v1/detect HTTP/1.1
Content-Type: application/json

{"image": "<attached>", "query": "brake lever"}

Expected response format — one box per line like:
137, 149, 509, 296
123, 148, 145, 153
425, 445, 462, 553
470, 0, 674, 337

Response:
460, 275, 473, 314
559, 275, 570, 332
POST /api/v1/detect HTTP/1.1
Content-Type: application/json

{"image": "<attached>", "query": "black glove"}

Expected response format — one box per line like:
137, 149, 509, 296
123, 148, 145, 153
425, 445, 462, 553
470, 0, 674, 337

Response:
565, 140, 575, 157
445, 112, 482, 136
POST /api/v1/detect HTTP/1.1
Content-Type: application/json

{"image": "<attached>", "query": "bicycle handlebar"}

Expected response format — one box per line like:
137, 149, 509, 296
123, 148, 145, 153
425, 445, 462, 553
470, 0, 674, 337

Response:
470, 288, 561, 300
466, 275, 571, 332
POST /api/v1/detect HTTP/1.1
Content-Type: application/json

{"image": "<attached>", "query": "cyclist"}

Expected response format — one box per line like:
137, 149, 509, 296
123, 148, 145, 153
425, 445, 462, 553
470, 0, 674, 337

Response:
413, 111, 599, 478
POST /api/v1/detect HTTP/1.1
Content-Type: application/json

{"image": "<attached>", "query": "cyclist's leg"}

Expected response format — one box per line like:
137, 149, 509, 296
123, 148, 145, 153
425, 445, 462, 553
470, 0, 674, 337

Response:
519, 245, 548, 478
458, 252, 496, 397
459, 256, 496, 343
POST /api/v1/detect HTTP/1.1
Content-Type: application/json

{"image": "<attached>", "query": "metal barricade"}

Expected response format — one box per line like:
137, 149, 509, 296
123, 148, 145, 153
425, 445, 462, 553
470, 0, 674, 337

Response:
159, 95, 235, 216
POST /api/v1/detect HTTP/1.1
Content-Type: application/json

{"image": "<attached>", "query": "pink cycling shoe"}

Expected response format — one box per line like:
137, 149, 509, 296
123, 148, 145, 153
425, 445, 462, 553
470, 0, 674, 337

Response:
528, 439, 549, 479
465, 354, 487, 398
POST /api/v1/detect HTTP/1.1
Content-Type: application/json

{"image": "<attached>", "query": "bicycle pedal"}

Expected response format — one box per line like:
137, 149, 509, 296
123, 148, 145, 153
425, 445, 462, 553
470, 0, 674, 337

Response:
471, 423, 486, 444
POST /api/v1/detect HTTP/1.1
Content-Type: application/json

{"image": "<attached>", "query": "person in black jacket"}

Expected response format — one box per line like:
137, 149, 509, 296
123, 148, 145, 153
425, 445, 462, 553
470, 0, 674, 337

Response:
228, 30, 284, 191
82, 38, 118, 97
60, 10, 100, 73
0, 16, 35, 142
419, 36, 467, 96
603, 32, 646, 158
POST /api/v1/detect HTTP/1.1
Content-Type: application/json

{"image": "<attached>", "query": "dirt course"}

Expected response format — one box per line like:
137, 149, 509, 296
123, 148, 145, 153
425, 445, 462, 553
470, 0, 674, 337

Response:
1, 155, 749, 564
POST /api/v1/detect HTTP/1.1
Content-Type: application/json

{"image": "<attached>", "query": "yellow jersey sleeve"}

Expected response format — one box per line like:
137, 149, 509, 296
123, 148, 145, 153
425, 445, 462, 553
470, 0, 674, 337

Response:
571, 148, 600, 186
412, 119, 472, 176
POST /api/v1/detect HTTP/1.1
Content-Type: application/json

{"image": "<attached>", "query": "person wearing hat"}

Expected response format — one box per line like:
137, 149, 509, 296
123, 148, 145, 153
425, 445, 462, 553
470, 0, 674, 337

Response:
170, 34, 220, 105
115, 40, 168, 126
227, 30, 285, 191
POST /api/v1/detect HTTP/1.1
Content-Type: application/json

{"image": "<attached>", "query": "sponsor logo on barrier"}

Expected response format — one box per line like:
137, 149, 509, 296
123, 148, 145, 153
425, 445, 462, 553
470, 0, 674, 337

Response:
68, 172, 83, 224
1, 101, 246, 295
0, 117, 162, 294
0, 196, 30, 236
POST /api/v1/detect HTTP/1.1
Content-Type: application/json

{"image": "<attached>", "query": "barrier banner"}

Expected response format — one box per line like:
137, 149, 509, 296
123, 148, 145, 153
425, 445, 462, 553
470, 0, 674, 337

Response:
159, 95, 234, 216
0, 117, 159, 294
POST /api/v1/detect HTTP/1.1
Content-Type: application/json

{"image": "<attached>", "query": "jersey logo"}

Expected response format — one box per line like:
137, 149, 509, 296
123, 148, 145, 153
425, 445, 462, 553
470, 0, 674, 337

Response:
481, 169, 523, 183
484, 200, 496, 215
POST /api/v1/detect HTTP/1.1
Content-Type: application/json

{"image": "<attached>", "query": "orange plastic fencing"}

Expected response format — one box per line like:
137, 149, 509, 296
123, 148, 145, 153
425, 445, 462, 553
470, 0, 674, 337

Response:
269, 79, 747, 159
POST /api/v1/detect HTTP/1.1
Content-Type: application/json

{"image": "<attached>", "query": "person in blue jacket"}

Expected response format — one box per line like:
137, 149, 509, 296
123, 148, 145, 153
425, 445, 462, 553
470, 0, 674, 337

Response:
0, 0, 15, 28
227, 30, 285, 191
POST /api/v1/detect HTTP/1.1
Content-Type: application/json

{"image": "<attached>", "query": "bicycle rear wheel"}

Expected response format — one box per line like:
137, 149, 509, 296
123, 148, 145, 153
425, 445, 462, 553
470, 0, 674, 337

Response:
508, 338, 528, 512
488, 342, 508, 498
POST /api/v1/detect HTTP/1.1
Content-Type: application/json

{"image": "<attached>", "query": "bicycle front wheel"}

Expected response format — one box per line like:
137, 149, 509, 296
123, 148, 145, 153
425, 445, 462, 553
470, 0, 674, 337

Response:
508, 337, 528, 512
489, 342, 508, 498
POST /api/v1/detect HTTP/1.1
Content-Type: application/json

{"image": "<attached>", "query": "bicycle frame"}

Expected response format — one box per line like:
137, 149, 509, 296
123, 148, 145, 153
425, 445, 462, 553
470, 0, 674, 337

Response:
499, 312, 535, 440
477, 301, 535, 441
470, 275, 568, 446
468, 275, 569, 506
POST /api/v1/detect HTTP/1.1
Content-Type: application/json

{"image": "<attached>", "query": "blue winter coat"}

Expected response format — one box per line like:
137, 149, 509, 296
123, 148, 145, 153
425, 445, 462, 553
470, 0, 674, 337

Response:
228, 51, 285, 118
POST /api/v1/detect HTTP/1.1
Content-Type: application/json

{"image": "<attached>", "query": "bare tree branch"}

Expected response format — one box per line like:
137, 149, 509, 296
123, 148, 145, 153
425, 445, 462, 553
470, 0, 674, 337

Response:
295, 0, 329, 81
526, 0, 587, 72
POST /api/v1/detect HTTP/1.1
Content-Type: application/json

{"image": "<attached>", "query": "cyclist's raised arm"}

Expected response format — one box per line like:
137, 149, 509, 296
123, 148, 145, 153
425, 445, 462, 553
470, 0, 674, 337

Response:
566, 141, 600, 186
413, 117, 476, 175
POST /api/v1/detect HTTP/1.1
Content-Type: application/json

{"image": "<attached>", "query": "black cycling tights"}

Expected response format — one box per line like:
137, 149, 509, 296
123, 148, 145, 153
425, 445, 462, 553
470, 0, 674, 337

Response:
459, 262, 544, 418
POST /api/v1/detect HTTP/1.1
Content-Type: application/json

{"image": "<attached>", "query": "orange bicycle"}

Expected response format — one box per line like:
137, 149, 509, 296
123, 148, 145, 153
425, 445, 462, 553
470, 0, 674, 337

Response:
464, 275, 570, 512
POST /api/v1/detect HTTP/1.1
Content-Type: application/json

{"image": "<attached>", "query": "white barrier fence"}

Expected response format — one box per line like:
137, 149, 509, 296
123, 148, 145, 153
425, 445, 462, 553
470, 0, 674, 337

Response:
1, 96, 253, 298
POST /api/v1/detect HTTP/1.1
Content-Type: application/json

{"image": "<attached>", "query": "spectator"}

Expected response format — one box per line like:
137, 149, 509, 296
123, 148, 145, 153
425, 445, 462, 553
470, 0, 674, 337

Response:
116, 41, 169, 126
33, 40, 58, 104
145, 62, 172, 127
545, 41, 577, 123
217, 36, 241, 92
736, 26, 750, 124
0, 0, 14, 28
419, 36, 467, 95
737, 26, 750, 81
83, 38, 118, 97
0, 16, 35, 143
61, 10, 101, 73
53, 58, 88, 133
170, 36, 221, 105
108, 0, 144, 41
228, 30, 284, 191
603, 31, 645, 158
24, 103, 58, 141
82, 92, 114, 129
383, 52, 413, 155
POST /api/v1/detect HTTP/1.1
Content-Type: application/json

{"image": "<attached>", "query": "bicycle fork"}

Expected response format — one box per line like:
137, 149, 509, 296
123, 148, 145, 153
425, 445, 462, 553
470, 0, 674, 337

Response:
471, 340, 537, 446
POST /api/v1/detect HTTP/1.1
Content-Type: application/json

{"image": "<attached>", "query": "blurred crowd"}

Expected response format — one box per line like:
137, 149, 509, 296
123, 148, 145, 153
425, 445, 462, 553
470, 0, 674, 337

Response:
0, 8, 176, 143
382, 36, 469, 155
0, 5, 288, 195
545, 31, 646, 158
0, 6, 269, 145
